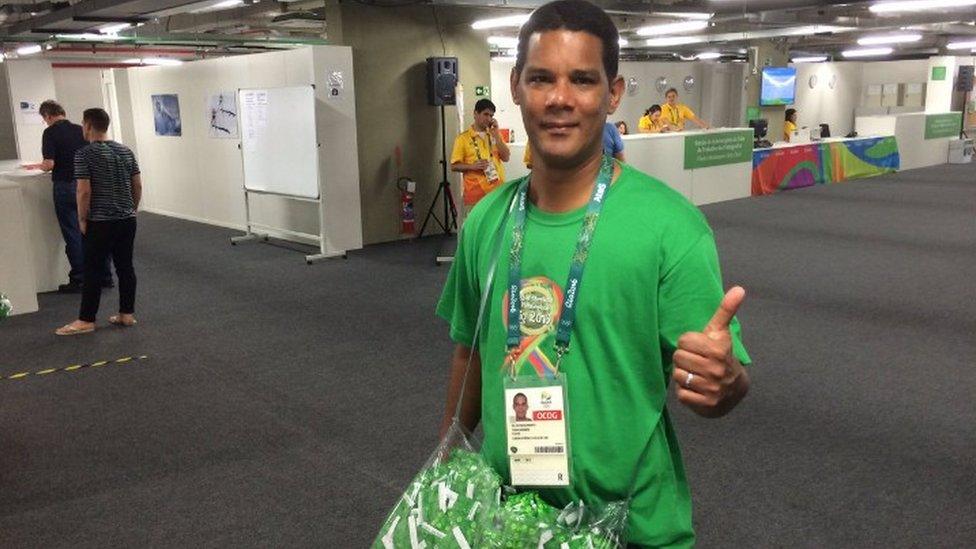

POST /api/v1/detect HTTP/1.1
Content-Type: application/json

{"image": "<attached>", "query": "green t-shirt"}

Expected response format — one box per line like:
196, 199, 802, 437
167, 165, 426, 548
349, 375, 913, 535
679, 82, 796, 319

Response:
436, 162, 751, 547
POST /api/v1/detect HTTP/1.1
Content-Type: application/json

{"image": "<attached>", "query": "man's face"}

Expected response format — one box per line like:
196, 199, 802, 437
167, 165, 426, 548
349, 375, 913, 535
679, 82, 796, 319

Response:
511, 29, 624, 170
41, 114, 55, 127
513, 395, 528, 420
666, 91, 678, 105
474, 108, 495, 131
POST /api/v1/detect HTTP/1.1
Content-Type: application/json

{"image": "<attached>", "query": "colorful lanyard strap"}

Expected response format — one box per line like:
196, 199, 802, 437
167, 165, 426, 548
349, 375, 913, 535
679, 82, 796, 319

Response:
506, 155, 615, 370
471, 131, 492, 161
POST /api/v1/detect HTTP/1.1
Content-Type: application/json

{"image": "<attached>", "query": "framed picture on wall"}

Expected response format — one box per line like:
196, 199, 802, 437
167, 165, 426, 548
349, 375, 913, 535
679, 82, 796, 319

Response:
152, 94, 182, 137
207, 92, 238, 138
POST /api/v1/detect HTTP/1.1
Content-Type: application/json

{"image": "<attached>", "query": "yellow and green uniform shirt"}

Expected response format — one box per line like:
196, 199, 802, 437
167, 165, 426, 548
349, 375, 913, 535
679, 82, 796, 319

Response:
437, 162, 751, 548
451, 127, 506, 206
784, 120, 797, 141
661, 103, 696, 129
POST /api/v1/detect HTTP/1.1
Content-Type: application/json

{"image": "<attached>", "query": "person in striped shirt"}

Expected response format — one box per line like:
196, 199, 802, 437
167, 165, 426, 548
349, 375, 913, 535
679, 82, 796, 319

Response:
56, 108, 143, 336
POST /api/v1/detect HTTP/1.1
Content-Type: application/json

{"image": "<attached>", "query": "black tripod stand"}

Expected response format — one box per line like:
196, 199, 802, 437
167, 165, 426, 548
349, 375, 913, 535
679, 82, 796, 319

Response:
418, 105, 459, 251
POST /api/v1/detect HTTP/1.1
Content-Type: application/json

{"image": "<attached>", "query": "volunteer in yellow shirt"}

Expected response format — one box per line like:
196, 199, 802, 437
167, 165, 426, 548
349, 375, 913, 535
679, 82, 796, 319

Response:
662, 88, 709, 131
450, 98, 510, 207
638, 104, 675, 134
784, 108, 798, 142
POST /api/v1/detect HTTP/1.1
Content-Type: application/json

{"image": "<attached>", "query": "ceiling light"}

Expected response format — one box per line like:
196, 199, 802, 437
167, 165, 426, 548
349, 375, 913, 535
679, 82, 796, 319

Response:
487, 36, 519, 48
56, 33, 125, 41
792, 55, 829, 63
869, 0, 976, 13
100, 23, 131, 34
857, 33, 922, 45
618, 38, 629, 47
947, 40, 976, 49
471, 14, 531, 30
16, 44, 42, 56
648, 12, 713, 20
696, 52, 722, 60
141, 57, 183, 66
842, 47, 894, 58
645, 36, 706, 47
190, 0, 243, 14
636, 20, 709, 37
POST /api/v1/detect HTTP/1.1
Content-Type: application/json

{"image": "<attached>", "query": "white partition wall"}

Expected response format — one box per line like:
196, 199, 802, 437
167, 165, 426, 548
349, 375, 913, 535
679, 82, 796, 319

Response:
120, 46, 363, 253
3, 60, 56, 161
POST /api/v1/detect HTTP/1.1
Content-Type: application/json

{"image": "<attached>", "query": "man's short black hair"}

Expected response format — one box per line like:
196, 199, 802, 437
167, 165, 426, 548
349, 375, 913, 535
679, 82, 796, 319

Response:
83, 108, 111, 133
513, 392, 527, 404
39, 100, 65, 118
649, 104, 662, 114
665, 88, 678, 96
474, 98, 496, 113
515, 0, 619, 80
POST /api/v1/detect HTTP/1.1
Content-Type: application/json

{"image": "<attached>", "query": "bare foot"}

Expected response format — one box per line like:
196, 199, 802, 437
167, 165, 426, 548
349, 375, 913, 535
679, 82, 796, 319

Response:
108, 314, 137, 327
55, 320, 96, 336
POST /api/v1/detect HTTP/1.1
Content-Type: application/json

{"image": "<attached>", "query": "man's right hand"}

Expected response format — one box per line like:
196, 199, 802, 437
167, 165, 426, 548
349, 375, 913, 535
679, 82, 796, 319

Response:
473, 159, 489, 171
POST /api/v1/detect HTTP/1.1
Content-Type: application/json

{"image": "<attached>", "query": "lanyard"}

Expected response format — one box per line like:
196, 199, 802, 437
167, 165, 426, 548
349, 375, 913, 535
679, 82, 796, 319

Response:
667, 104, 679, 125
506, 155, 614, 369
471, 130, 492, 161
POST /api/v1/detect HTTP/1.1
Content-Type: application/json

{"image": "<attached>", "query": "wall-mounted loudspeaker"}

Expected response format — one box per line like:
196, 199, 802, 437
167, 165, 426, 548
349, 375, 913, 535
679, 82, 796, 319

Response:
957, 66, 974, 92
426, 57, 458, 106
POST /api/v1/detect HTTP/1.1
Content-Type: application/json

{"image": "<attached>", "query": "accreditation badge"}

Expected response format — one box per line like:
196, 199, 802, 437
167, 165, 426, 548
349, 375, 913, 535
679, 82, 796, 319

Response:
503, 374, 571, 487
483, 159, 501, 188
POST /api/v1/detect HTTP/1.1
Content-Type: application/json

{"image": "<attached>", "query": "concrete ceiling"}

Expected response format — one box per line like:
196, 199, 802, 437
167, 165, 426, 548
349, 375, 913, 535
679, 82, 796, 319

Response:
0, 0, 974, 64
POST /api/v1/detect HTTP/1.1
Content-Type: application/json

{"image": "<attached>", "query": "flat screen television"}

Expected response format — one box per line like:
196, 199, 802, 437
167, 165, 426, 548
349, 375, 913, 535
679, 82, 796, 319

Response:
760, 67, 797, 106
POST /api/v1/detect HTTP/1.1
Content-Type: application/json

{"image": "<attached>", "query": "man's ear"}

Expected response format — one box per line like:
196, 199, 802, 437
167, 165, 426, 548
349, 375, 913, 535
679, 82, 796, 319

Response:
607, 75, 625, 115
510, 67, 521, 106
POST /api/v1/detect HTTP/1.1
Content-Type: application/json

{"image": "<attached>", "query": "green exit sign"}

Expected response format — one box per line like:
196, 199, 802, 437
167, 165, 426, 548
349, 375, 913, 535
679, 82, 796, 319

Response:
475, 85, 490, 97
932, 66, 946, 81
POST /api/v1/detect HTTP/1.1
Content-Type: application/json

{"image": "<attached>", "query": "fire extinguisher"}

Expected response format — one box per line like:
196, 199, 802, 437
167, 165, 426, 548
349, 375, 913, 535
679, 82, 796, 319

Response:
394, 145, 417, 235
398, 176, 417, 235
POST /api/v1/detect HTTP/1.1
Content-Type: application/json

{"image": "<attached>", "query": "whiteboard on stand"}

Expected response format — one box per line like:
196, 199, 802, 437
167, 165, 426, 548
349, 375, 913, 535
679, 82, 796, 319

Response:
239, 85, 319, 199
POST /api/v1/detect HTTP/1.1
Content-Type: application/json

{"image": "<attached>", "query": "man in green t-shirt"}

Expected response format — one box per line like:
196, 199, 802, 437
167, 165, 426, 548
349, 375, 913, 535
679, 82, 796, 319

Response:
436, 1, 753, 546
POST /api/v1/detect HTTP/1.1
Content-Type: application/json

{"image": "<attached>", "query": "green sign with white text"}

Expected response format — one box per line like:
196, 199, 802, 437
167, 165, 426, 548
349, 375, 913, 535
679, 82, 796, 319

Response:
931, 66, 946, 81
684, 130, 754, 169
924, 112, 961, 139
475, 85, 490, 97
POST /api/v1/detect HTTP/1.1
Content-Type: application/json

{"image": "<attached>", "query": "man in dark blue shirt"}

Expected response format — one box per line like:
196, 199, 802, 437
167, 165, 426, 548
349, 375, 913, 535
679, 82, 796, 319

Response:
23, 100, 112, 292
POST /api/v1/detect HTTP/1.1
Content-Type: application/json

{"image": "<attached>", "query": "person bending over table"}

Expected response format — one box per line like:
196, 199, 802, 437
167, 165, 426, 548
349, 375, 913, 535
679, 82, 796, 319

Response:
638, 104, 675, 134
662, 88, 709, 131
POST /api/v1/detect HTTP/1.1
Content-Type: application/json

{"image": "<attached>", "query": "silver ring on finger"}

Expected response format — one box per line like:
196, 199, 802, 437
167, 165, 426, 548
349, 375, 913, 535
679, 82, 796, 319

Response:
684, 371, 694, 388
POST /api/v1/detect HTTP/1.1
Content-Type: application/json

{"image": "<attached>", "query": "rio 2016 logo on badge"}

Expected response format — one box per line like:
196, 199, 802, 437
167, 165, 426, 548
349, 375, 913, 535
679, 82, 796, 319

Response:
540, 391, 552, 406
504, 276, 564, 337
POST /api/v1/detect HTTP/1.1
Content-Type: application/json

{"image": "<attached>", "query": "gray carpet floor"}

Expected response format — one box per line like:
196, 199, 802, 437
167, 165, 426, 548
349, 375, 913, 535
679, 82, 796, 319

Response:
0, 162, 973, 548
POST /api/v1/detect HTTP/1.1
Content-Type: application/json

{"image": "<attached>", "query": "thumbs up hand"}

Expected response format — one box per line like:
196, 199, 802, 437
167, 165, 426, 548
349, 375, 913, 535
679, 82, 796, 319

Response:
671, 286, 750, 418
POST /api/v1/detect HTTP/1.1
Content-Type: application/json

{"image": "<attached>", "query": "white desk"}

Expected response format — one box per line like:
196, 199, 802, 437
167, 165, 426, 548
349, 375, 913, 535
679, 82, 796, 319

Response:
854, 112, 961, 171
0, 160, 71, 294
503, 128, 753, 206
0, 179, 39, 316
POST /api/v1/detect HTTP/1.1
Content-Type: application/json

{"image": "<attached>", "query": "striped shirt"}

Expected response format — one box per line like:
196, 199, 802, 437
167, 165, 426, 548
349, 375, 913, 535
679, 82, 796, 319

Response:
74, 141, 140, 221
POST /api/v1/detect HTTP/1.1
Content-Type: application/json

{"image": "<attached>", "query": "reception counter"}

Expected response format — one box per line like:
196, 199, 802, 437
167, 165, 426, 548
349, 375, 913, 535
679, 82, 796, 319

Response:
0, 160, 70, 295
854, 111, 961, 171
503, 127, 754, 206
0, 178, 39, 316
752, 135, 900, 196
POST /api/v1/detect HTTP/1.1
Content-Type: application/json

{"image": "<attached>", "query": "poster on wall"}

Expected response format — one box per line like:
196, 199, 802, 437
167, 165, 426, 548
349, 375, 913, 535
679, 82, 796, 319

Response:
207, 92, 238, 138
152, 94, 182, 137
19, 100, 43, 125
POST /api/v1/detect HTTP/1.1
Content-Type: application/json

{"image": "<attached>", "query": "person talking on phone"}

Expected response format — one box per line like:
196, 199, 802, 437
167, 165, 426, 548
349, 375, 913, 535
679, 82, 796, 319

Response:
450, 98, 511, 208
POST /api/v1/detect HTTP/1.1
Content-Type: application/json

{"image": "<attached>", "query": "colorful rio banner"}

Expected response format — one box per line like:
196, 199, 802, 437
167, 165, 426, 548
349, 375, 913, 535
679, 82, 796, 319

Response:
751, 136, 900, 196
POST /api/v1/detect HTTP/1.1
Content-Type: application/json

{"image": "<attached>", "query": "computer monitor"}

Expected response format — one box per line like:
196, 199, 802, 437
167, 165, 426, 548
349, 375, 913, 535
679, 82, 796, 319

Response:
749, 118, 768, 140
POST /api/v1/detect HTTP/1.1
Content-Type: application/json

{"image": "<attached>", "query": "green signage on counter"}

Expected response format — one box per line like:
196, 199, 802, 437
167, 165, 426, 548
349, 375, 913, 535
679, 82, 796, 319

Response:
924, 112, 961, 139
931, 66, 946, 81
684, 130, 754, 169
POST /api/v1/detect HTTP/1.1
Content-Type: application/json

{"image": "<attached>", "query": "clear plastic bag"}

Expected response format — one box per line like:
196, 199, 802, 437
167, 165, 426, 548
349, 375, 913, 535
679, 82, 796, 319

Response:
372, 422, 629, 548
